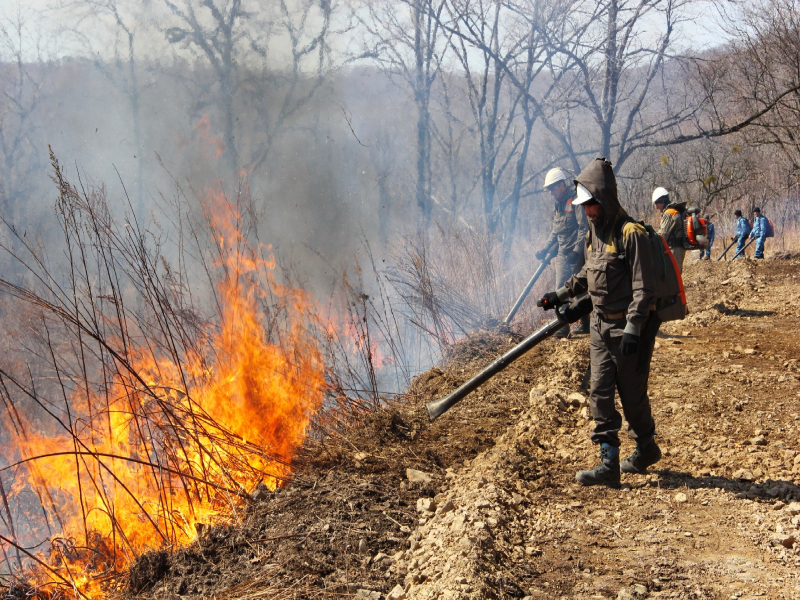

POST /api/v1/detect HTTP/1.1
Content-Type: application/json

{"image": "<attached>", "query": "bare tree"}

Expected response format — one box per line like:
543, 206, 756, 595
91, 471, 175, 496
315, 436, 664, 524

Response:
441, 0, 578, 258
60, 0, 156, 222
540, 0, 705, 172
161, 0, 334, 182
713, 0, 800, 173
353, 0, 451, 232
0, 6, 55, 221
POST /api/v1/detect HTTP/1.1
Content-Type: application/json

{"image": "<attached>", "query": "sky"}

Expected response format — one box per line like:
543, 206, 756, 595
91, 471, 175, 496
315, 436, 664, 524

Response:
0, 0, 736, 63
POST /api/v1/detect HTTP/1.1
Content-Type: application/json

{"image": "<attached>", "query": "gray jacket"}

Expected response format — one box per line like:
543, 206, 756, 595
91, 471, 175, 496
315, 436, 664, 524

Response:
542, 192, 589, 257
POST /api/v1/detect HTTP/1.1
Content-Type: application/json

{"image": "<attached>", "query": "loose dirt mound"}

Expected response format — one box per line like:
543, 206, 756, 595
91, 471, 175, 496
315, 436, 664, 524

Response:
128, 256, 800, 600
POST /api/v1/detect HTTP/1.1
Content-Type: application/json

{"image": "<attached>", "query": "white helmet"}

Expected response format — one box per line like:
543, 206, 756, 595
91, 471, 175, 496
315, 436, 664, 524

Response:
543, 167, 569, 190
651, 187, 669, 204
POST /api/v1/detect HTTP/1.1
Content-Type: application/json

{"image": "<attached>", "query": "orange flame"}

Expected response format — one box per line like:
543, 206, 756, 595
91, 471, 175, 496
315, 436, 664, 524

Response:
0, 185, 325, 598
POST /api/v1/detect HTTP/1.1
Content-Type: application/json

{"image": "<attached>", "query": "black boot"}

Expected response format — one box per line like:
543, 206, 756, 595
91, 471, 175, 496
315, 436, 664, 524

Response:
620, 437, 662, 474
571, 319, 589, 335
576, 443, 620, 487
554, 324, 570, 339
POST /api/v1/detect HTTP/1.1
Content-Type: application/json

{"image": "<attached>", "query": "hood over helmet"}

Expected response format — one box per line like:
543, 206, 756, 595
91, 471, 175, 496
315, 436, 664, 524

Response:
573, 158, 623, 219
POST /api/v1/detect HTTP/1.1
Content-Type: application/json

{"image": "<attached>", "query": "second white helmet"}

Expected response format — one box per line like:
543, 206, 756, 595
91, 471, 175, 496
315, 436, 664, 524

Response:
651, 187, 670, 204
543, 167, 569, 190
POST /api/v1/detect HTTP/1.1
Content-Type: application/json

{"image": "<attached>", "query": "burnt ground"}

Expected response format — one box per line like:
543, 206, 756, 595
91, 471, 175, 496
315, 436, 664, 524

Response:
126, 254, 800, 600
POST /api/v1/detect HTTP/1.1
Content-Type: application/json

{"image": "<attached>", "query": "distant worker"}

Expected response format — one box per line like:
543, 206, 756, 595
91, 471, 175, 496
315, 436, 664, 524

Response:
750, 207, 771, 259
652, 187, 687, 271
699, 214, 715, 260
538, 158, 662, 487
732, 209, 752, 260
536, 167, 590, 338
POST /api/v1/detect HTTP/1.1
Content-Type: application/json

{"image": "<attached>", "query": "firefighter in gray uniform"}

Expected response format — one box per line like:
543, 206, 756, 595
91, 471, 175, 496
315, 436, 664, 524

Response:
538, 158, 662, 487
536, 168, 590, 337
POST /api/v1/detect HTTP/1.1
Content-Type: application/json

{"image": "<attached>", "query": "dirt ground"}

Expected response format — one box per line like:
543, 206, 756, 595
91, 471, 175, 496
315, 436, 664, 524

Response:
127, 253, 800, 600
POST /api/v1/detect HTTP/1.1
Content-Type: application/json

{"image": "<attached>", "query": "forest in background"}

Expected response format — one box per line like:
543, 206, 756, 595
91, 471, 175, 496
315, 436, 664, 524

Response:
1, 0, 800, 388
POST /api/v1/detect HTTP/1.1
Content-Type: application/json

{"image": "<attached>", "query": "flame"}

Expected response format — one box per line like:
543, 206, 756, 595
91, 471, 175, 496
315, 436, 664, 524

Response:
0, 185, 325, 598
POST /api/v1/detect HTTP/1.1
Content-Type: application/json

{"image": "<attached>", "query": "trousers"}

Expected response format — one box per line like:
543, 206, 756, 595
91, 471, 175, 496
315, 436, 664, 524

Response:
588, 312, 660, 446
754, 236, 766, 258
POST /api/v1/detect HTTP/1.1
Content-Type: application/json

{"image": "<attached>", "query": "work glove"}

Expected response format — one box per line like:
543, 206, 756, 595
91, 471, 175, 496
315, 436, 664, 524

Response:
537, 291, 561, 311
560, 295, 593, 323
535, 248, 548, 260
620, 332, 640, 356
731, 236, 738, 242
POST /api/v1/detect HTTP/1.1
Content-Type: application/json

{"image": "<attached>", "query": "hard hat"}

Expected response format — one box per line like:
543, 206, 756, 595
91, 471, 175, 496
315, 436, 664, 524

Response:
651, 187, 669, 204
543, 167, 569, 190
573, 183, 594, 205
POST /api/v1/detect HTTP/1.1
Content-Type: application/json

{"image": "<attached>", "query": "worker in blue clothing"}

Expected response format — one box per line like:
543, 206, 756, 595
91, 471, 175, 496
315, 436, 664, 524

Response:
750, 207, 768, 259
699, 214, 715, 260
731, 209, 752, 260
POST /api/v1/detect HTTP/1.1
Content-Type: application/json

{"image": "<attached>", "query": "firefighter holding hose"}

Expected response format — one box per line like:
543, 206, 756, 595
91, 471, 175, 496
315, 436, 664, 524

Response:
538, 158, 662, 487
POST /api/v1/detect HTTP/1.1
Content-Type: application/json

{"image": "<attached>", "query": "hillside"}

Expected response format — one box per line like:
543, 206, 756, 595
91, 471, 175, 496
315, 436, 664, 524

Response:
128, 254, 800, 600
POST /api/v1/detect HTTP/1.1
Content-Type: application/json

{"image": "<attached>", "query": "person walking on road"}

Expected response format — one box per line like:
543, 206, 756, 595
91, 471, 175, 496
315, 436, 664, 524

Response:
536, 167, 590, 337
652, 187, 687, 272
750, 207, 769, 259
699, 214, 715, 260
538, 158, 662, 488
732, 209, 752, 260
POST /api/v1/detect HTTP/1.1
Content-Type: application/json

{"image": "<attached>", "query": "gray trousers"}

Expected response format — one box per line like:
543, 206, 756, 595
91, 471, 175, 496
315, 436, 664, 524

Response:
669, 246, 686, 273
556, 252, 590, 329
588, 312, 660, 446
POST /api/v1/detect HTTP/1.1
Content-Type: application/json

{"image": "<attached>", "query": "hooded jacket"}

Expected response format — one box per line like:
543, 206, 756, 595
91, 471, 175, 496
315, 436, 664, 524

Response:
658, 200, 687, 248
556, 158, 656, 336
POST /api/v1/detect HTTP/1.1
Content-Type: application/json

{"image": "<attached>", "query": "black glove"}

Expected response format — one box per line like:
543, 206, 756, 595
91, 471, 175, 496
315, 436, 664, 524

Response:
620, 332, 640, 356
731, 236, 737, 242
560, 295, 593, 323
535, 248, 548, 260
537, 291, 561, 311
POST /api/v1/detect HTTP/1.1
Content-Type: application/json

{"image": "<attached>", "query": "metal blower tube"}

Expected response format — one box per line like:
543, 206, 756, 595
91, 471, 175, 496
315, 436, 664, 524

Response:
730, 238, 755, 260
716, 239, 737, 262
426, 299, 590, 421
502, 242, 558, 325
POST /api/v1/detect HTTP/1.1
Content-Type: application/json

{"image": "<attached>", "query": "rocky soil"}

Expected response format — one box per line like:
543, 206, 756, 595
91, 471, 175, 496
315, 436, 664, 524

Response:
128, 254, 800, 600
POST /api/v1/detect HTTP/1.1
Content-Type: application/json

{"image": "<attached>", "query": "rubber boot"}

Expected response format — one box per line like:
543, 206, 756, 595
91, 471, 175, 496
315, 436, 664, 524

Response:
576, 443, 620, 487
620, 437, 662, 474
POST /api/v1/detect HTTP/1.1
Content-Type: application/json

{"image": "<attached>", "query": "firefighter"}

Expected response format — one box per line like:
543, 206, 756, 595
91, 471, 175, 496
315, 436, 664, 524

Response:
538, 158, 662, 487
652, 187, 687, 272
535, 167, 590, 337
750, 207, 769, 259
732, 209, 752, 260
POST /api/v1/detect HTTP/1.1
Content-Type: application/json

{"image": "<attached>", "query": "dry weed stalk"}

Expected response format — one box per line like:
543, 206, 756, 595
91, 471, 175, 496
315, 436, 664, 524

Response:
0, 152, 326, 597
387, 223, 549, 352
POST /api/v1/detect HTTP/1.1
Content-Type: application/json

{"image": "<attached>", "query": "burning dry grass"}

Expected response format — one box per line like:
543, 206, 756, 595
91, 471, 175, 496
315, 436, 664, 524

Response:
0, 153, 331, 598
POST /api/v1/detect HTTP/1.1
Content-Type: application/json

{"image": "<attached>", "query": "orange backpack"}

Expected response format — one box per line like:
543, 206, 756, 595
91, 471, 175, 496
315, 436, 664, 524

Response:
684, 209, 708, 248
